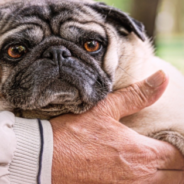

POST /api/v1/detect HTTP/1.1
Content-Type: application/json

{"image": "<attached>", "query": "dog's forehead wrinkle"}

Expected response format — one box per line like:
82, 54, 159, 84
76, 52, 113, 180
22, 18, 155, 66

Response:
0, 11, 15, 34
61, 21, 106, 38
18, 4, 51, 20
18, 17, 51, 36
50, 5, 102, 34
0, 8, 51, 37
14, 26, 44, 45
0, 0, 104, 37
0, 25, 44, 49
25, 26, 44, 44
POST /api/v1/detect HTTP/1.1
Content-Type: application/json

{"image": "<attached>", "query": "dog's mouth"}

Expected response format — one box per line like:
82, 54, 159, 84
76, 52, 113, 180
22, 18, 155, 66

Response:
38, 81, 95, 115
42, 80, 81, 105
4, 73, 105, 114
39, 85, 83, 112
13, 81, 93, 119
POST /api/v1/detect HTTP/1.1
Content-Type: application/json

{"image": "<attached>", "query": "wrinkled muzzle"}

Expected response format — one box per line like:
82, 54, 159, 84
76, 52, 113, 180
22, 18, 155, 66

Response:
2, 37, 112, 114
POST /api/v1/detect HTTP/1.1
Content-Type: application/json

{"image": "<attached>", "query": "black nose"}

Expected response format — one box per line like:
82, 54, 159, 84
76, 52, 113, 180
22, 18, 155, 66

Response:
43, 46, 72, 63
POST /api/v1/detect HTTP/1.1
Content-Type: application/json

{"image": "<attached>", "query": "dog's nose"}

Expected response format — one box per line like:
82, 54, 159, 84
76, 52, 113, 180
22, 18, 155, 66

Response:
43, 46, 72, 63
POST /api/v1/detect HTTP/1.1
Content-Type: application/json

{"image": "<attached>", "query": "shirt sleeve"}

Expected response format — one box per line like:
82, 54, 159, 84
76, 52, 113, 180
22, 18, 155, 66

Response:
0, 111, 16, 184
9, 117, 53, 184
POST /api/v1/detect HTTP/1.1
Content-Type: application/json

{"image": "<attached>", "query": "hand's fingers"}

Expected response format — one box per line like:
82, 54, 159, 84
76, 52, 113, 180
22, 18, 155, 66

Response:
143, 136, 184, 170
150, 170, 184, 184
99, 70, 169, 120
157, 142, 184, 170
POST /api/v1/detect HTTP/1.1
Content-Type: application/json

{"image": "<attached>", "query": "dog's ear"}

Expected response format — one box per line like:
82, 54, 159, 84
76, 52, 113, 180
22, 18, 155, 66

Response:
88, 2, 146, 41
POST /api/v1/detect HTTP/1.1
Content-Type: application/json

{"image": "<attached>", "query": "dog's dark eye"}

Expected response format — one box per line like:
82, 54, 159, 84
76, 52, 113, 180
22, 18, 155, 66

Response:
7, 45, 27, 59
84, 41, 101, 53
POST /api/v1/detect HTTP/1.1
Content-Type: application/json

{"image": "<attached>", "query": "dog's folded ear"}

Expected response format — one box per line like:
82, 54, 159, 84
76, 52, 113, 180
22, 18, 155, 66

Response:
87, 2, 146, 41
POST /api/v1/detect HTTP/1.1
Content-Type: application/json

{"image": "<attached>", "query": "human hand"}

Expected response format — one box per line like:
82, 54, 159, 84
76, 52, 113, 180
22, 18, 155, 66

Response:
50, 70, 184, 184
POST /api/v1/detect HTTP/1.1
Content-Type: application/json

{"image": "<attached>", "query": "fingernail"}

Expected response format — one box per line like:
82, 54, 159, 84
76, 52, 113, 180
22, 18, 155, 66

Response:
146, 70, 166, 87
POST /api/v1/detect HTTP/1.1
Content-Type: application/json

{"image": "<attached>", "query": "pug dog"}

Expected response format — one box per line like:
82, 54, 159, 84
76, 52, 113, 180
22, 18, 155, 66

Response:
0, 0, 184, 155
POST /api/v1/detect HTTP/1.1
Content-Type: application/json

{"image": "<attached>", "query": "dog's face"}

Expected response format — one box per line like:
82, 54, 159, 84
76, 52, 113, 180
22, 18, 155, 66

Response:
0, 0, 152, 118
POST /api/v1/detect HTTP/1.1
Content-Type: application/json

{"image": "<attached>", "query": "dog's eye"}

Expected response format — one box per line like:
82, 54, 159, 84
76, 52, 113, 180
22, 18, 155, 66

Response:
7, 45, 27, 59
84, 41, 101, 53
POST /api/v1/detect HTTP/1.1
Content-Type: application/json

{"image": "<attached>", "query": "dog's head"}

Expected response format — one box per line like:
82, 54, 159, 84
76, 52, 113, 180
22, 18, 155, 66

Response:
0, 0, 153, 118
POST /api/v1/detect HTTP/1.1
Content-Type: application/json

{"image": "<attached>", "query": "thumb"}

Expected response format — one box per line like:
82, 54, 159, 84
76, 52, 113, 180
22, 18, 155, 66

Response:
99, 70, 169, 120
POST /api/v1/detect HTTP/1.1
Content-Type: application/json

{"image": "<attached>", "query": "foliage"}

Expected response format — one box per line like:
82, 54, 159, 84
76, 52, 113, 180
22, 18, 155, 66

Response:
95, 0, 132, 12
156, 36, 184, 74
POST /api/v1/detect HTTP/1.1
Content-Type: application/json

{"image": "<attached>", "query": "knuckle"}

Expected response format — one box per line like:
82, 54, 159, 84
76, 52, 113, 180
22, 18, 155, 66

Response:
127, 84, 149, 108
95, 95, 120, 119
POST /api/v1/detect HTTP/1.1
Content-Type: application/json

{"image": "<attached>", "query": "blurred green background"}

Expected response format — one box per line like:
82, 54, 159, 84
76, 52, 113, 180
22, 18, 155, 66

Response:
95, 0, 184, 74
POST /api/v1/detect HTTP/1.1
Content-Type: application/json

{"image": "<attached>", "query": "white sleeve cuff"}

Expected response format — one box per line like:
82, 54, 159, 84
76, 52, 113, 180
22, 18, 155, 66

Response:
9, 117, 53, 184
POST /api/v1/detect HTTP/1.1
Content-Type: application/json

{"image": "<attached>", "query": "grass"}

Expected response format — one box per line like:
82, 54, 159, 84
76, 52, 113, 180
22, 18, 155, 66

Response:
156, 35, 184, 74
95, 0, 132, 12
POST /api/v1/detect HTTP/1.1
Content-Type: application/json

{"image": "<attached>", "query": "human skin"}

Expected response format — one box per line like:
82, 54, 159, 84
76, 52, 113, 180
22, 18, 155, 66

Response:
50, 71, 184, 184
